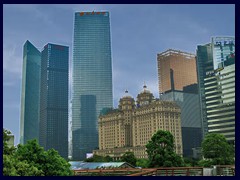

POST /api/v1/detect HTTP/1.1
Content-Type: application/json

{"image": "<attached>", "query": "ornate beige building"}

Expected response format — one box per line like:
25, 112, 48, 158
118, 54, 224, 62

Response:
94, 85, 182, 159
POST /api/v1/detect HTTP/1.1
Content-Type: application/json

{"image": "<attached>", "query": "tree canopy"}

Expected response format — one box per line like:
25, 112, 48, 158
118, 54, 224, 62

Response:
201, 133, 234, 166
3, 128, 73, 176
146, 130, 184, 167
120, 152, 137, 166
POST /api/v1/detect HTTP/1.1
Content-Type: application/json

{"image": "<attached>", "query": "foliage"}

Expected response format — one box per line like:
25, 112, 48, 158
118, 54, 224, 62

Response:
183, 157, 199, 167
120, 152, 137, 166
3, 129, 73, 176
201, 133, 234, 165
84, 154, 113, 162
198, 159, 214, 167
146, 130, 184, 167
3, 129, 16, 155
136, 159, 149, 168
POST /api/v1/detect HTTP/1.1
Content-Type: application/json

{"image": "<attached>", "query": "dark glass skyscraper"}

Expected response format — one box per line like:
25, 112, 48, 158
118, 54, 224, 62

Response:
72, 11, 113, 160
20, 40, 41, 144
39, 43, 69, 159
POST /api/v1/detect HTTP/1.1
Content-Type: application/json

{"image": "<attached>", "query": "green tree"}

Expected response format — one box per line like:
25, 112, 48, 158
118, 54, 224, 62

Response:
146, 130, 184, 167
15, 139, 73, 176
121, 152, 137, 166
183, 157, 199, 167
136, 158, 149, 168
201, 133, 234, 165
3, 129, 15, 155
3, 129, 73, 176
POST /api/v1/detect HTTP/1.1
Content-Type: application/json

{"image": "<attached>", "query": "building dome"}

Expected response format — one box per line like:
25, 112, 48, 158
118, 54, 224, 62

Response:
122, 89, 133, 99
119, 90, 135, 111
140, 83, 151, 94
136, 83, 154, 107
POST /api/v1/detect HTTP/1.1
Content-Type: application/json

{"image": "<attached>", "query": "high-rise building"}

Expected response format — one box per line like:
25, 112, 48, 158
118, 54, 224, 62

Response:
157, 49, 202, 157
72, 11, 113, 160
196, 43, 213, 137
20, 40, 41, 144
204, 63, 235, 142
39, 43, 69, 159
196, 37, 235, 140
94, 86, 182, 159
157, 49, 197, 93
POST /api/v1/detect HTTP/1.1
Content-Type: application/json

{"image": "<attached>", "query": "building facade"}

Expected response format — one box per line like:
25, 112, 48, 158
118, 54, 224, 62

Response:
39, 43, 69, 159
20, 40, 41, 144
196, 37, 235, 141
204, 59, 235, 143
196, 43, 213, 137
94, 86, 182, 159
157, 49, 202, 157
157, 49, 197, 93
72, 11, 113, 160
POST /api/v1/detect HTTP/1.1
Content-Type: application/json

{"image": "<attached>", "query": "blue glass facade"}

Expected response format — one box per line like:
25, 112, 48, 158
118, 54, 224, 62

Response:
39, 43, 69, 159
20, 40, 41, 144
72, 11, 113, 160
212, 37, 235, 70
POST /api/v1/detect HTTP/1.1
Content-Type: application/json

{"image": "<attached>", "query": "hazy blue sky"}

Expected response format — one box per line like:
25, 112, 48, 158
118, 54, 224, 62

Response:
3, 4, 235, 144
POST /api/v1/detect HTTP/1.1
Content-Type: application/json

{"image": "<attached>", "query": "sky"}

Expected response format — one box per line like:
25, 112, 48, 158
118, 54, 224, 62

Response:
3, 4, 235, 145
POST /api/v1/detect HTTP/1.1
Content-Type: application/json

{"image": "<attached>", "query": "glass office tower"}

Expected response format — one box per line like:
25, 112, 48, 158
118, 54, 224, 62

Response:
20, 40, 41, 144
39, 43, 69, 159
196, 44, 213, 137
196, 37, 235, 139
72, 11, 113, 160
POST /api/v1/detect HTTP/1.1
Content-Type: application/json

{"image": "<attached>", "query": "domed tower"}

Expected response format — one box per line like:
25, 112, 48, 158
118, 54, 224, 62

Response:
118, 90, 135, 147
136, 83, 154, 107
118, 90, 135, 111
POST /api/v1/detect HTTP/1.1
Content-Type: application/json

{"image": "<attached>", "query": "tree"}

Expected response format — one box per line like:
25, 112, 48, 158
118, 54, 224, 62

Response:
3, 129, 15, 155
3, 129, 73, 176
136, 159, 149, 168
15, 139, 73, 176
121, 152, 137, 166
146, 130, 184, 167
201, 133, 234, 165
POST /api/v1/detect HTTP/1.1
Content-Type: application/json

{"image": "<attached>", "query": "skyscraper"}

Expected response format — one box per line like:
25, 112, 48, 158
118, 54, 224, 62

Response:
157, 49, 202, 157
20, 40, 41, 144
196, 37, 235, 142
72, 11, 113, 160
196, 43, 213, 137
157, 49, 197, 93
39, 43, 69, 159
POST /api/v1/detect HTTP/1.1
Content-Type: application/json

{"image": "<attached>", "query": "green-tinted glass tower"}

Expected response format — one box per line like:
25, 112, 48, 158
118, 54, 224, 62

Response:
196, 43, 213, 137
20, 40, 41, 144
39, 43, 69, 159
72, 11, 113, 160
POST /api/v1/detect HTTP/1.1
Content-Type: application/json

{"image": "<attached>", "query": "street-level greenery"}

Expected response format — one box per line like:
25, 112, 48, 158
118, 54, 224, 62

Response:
199, 133, 234, 167
3, 128, 73, 176
120, 151, 137, 166
146, 130, 184, 167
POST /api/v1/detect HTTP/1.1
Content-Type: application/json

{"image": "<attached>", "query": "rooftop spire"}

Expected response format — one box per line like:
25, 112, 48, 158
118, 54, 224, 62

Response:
143, 81, 147, 89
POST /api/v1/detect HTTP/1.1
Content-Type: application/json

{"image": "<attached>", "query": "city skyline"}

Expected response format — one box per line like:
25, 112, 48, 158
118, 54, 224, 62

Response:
3, 4, 235, 145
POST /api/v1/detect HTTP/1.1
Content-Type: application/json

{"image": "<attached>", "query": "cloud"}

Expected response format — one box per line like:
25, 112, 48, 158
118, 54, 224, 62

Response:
3, 45, 22, 77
